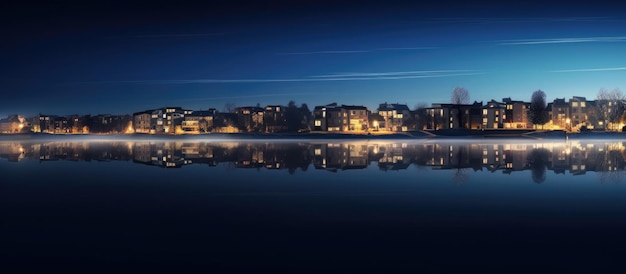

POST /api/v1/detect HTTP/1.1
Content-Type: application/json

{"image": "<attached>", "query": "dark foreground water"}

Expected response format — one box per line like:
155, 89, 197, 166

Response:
2, 138, 626, 273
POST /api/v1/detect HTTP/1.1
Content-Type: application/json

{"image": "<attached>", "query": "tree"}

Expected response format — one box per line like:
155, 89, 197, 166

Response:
450, 87, 470, 104
413, 103, 429, 130
223, 102, 236, 113
595, 88, 625, 131
529, 90, 548, 129
450, 87, 470, 128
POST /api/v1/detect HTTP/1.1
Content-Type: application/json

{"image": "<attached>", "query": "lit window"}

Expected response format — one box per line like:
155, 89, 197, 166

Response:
315, 120, 321, 126
572, 102, 579, 107
315, 148, 321, 155
483, 109, 488, 115
581, 102, 586, 107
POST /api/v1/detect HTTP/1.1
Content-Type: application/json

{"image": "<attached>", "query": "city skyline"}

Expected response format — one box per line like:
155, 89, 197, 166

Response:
3, 1, 626, 117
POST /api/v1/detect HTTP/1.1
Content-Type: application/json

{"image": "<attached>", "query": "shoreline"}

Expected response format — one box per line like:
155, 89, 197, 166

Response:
2, 129, 624, 141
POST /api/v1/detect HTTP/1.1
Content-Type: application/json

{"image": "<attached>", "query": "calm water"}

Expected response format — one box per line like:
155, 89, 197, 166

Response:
2, 138, 626, 272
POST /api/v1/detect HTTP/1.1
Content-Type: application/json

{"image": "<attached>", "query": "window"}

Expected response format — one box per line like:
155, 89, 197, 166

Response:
315, 120, 321, 126
483, 109, 488, 115
581, 102, 586, 107
572, 102, 579, 107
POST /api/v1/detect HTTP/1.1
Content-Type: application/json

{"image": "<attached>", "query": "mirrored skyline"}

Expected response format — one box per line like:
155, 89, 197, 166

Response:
3, 140, 625, 183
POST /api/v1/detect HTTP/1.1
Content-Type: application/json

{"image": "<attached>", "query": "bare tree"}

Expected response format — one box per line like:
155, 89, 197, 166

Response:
529, 89, 548, 129
595, 88, 625, 131
450, 87, 470, 104
223, 102, 236, 113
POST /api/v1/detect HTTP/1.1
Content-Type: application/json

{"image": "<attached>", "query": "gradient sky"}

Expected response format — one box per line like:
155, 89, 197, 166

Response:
2, 0, 626, 117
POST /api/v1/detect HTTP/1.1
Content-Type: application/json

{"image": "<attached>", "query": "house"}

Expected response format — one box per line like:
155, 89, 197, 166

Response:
482, 100, 506, 129
182, 110, 215, 133
502, 97, 529, 129
264, 105, 287, 132
38, 114, 57, 133
313, 103, 368, 132
90, 114, 132, 133
133, 107, 192, 134
377, 103, 410, 131
424, 102, 483, 130
550, 98, 570, 130
235, 106, 264, 132
0, 115, 27, 133
133, 110, 153, 134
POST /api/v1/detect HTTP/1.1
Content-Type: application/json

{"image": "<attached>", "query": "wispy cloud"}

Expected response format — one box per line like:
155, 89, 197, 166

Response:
312, 70, 476, 78
431, 17, 617, 24
277, 47, 436, 55
134, 33, 230, 38
92, 70, 483, 85
497, 36, 626, 45
175, 92, 324, 102
551, 67, 626, 73
277, 50, 369, 55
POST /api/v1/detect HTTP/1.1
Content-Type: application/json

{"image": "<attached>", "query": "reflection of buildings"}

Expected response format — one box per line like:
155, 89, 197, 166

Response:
313, 143, 369, 171
2, 141, 626, 181
0, 143, 28, 162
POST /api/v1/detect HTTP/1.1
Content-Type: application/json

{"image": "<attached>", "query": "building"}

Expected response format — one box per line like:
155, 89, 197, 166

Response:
264, 105, 287, 132
377, 103, 410, 132
133, 110, 153, 134
502, 97, 529, 129
133, 107, 192, 134
0, 115, 27, 133
235, 106, 264, 132
482, 100, 506, 129
550, 98, 570, 130
313, 103, 368, 132
424, 102, 483, 130
182, 110, 216, 133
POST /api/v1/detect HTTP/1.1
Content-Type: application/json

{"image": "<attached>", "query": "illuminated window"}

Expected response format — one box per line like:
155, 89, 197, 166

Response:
315, 148, 321, 155
314, 120, 321, 126
572, 102, 579, 107
483, 109, 488, 115
581, 102, 586, 107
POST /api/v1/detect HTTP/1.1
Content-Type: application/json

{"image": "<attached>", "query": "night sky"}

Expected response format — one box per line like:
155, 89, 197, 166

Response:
2, 0, 626, 117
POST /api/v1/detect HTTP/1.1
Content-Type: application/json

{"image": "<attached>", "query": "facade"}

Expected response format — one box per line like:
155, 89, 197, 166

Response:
133, 111, 152, 134
502, 97, 529, 129
425, 102, 482, 130
264, 105, 287, 132
377, 103, 410, 132
182, 110, 215, 133
133, 107, 192, 134
235, 106, 264, 132
482, 100, 506, 129
0, 115, 27, 133
550, 98, 570, 130
313, 103, 368, 132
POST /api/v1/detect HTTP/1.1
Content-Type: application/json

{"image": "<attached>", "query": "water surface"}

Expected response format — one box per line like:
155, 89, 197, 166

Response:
2, 139, 626, 272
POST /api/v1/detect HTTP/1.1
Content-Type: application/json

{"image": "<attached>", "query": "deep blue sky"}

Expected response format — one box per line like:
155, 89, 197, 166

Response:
2, 0, 626, 116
